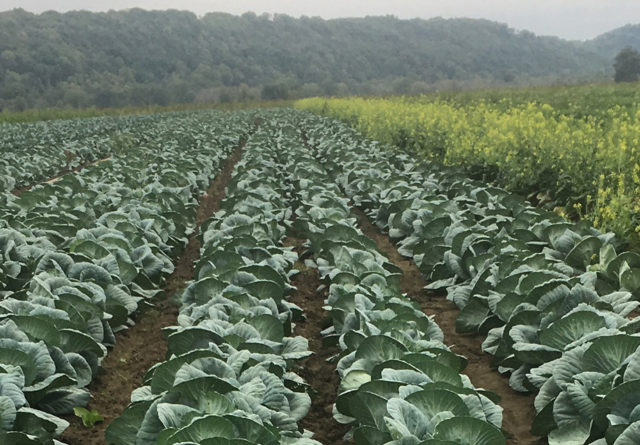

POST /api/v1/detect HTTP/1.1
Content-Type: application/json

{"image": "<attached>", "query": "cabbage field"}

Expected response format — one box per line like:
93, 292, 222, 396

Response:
1, 108, 639, 445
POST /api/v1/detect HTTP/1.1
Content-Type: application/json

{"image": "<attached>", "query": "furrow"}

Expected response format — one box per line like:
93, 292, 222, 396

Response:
284, 236, 350, 445
59, 139, 247, 445
104, 118, 322, 445
352, 207, 540, 445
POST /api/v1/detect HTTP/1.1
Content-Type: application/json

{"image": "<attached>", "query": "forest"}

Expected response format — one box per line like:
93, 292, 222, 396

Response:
1, 8, 639, 110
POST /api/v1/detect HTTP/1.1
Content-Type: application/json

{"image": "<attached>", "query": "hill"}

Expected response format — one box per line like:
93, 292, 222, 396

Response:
0, 9, 637, 110
585, 24, 640, 61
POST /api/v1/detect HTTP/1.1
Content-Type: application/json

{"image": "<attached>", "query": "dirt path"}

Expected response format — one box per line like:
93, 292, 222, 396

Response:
284, 236, 350, 445
59, 143, 245, 445
352, 208, 544, 445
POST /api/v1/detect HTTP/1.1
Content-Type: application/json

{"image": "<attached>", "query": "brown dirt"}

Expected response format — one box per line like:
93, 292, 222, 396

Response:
12, 156, 111, 196
353, 208, 545, 445
58, 143, 245, 445
284, 237, 350, 445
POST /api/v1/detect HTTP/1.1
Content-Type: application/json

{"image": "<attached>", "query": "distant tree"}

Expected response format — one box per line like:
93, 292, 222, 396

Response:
261, 82, 290, 100
614, 47, 640, 82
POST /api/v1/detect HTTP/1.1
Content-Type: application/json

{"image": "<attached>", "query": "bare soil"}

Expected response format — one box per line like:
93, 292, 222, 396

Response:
353, 208, 545, 445
59, 144, 244, 445
284, 236, 350, 445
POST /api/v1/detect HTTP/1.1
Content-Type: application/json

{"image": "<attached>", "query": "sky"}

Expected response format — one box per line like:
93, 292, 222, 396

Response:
1, 0, 639, 41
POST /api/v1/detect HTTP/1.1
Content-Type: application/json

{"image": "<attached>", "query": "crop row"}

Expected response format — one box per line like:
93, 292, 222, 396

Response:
107, 111, 513, 445
0, 111, 252, 443
284, 120, 507, 444
300, 113, 640, 444
108, 119, 321, 445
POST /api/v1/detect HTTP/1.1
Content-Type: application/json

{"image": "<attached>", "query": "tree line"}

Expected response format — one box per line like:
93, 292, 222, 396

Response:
0, 9, 637, 110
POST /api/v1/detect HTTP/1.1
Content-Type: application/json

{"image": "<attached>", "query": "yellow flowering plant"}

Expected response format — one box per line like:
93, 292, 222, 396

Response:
296, 87, 640, 243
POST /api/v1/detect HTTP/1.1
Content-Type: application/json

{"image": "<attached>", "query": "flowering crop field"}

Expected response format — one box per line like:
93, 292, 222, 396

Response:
296, 86, 640, 244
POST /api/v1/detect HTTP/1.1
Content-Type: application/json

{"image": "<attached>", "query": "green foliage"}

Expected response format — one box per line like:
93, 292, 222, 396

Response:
73, 407, 104, 427
1, 9, 640, 110
287, 115, 506, 444
0, 109, 254, 442
6, 105, 640, 444
107, 119, 319, 445
400, 82, 640, 120
0, 100, 291, 124
614, 47, 640, 82
297, 110, 640, 444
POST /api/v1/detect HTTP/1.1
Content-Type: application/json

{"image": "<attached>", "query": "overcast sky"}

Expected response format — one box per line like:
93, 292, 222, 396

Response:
1, 0, 639, 41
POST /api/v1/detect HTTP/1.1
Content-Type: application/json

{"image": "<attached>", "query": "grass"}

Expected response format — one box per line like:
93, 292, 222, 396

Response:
0, 99, 292, 124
